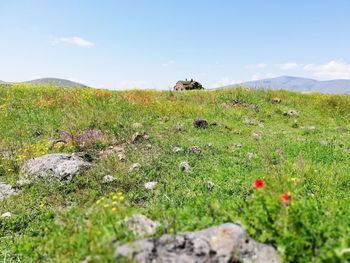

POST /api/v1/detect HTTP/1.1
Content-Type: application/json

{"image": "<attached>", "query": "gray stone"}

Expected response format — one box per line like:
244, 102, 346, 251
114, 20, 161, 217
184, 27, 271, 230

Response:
207, 181, 215, 192
252, 131, 262, 140
283, 109, 299, 117
172, 147, 182, 153
102, 175, 115, 183
115, 223, 280, 263
248, 152, 254, 159
0, 182, 18, 200
144, 181, 158, 190
1, 212, 12, 217
21, 154, 91, 181
124, 214, 159, 237
130, 163, 141, 171
320, 140, 328, 145
189, 146, 201, 154
131, 132, 144, 143
145, 144, 152, 149
179, 161, 191, 172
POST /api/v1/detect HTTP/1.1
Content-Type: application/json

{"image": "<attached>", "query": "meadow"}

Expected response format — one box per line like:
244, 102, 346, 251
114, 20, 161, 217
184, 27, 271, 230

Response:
1, 84, 350, 262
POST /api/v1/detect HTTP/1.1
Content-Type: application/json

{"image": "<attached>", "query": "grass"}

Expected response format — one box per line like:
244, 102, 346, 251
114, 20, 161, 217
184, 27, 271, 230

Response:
0, 84, 350, 262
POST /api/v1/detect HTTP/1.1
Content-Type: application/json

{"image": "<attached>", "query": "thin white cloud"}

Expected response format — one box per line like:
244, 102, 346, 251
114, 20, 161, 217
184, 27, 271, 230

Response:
278, 63, 301, 70
303, 60, 350, 79
246, 63, 267, 69
53, 36, 94, 47
162, 60, 175, 67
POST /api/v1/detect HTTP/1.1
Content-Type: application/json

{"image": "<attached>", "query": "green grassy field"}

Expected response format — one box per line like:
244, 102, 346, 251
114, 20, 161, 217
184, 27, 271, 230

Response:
1, 84, 350, 262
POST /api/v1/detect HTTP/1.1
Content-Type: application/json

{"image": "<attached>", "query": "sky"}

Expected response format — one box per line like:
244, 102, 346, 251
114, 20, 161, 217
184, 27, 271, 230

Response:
0, 0, 350, 90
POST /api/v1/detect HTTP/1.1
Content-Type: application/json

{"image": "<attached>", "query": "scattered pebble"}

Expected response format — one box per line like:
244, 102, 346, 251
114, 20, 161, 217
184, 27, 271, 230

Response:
283, 109, 299, 117
130, 163, 141, 171
172, 147, 182, 153
193, 118, 208, 129
131, 132, 144, 143
306, 125, 316, 130
207, 181, 215, 192
118, 152, 126, 162
189, 146, 201, 154
272, 97, 282, 103
320, 140, 328, 145
248, 152, 254, 159
1, 212, 12, 218
252, 131, 262, 140
102, 175, 115, 183
179, 161, 191, 172
144, 181, 158, 190
0, 182, 18, 200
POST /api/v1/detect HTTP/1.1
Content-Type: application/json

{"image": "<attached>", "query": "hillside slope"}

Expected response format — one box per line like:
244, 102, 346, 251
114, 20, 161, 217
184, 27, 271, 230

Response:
0, 78, 88, 88
23, 78, 88, 88
0, 84, 350, 262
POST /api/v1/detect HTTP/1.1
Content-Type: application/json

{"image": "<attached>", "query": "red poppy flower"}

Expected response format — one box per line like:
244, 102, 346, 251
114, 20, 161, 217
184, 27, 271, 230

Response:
253, 179, 265, 189
281, 192, 291, 204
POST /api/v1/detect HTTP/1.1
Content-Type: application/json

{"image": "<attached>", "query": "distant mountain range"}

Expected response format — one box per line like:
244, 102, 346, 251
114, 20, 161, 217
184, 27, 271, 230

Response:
0, 78, 88, 88
231, 76, 350, 94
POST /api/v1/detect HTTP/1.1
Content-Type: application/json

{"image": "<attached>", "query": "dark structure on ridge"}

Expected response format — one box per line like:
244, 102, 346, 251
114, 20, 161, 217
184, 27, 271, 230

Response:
174, 79, 204, 91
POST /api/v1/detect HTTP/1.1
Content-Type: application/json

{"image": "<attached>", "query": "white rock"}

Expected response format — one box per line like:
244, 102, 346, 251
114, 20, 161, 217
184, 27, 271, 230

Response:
1, 212, 12, 218
21, 154, 91, 181
172, 147, 182, 153
0, 182, 18, 200
320, 140, 328, 145
102, 175, 115, 183
189, 146, 201, 154
144, 181, 158, 190
130, 163, 141, 171
179, 161, 191, 172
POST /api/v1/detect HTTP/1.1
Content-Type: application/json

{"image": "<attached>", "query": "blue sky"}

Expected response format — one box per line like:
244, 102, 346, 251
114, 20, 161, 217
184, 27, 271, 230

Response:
1, 0, 350, 89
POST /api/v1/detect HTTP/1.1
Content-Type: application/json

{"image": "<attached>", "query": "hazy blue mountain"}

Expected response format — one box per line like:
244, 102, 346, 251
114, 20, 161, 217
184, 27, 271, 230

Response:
0, 78, 88, 88
233, 76, 350, 94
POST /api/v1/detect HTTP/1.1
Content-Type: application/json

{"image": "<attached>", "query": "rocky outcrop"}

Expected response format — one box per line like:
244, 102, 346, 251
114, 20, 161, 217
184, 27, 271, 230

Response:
21, 154, 91, 181
0, 182, 18, 200
115, 223, 280, 263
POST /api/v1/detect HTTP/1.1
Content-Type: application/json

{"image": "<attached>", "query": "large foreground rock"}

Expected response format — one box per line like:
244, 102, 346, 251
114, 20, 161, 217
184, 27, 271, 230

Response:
116, 223, 279, 263
22, 154, 91, 181
0, 182, 18, 200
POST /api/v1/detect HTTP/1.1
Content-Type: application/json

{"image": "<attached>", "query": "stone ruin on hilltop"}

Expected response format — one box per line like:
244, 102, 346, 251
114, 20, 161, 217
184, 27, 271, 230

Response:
174, 78, 204, 91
